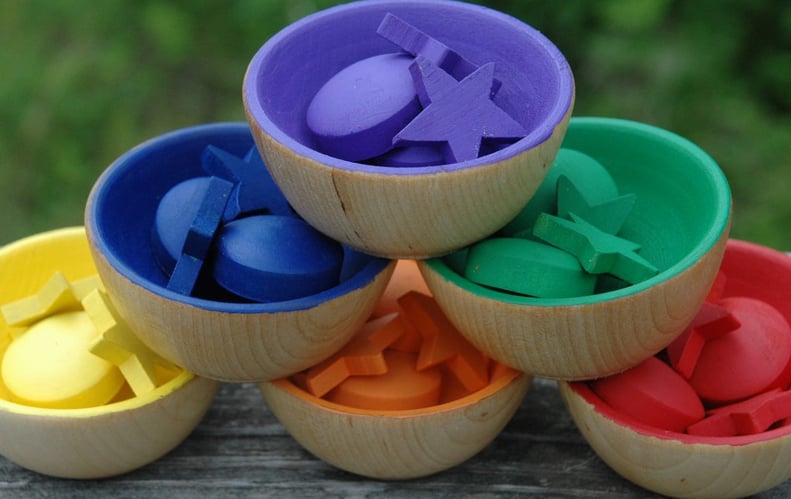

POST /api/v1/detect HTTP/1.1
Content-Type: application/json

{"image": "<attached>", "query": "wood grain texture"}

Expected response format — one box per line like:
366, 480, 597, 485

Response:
3, 378, 789, 498
259, 372, 530, 479
90, 241, 395, 383
418, 228, 730, 381
560, 381, 791, 498
246, 102, 573, 260
0, 375, 218, 479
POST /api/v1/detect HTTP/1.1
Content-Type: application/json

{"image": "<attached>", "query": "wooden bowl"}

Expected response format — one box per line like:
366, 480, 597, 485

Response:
0, 227, 218, 479
419, 117, 732, 380
243, 0, 574, 258
85, 123, 394, 382
560, 240, 791, 498
259, 368, 530, 479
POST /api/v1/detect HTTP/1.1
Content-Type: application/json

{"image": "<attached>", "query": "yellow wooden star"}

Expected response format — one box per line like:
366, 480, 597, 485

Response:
83, 289, 176, 396
1, 272, 104, 336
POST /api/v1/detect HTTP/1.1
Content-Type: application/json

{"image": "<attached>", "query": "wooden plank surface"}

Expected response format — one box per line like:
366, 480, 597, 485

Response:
1, 378, 789, 498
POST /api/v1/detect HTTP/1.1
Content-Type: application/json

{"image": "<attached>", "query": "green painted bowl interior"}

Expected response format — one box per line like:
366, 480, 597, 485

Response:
425, 117, 731, 306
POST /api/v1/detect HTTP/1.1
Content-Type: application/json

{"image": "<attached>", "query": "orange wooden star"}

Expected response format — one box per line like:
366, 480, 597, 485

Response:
398, 291, 489, 392
305, 313, 405, 398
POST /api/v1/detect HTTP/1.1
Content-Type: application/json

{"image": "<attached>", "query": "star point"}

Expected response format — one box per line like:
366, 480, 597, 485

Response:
556, 175, 637, 235
1, 272, 104, 331
305, 313, 405, 398
533, 212, 659, 284
84, 289, 176, 396
397, 291, 489, 392
666, 301, 742, 378
202, 145, 292, 219
393, 57, 526, 164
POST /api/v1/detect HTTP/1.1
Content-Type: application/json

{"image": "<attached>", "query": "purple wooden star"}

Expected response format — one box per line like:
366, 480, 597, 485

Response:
376, 13, 501, 95
392, 56, 526, 163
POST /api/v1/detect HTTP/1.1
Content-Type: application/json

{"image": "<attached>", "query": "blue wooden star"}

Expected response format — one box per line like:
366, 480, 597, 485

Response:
166, 176, 234, 295
201, 145, 292, 221
392, 56, 526, 163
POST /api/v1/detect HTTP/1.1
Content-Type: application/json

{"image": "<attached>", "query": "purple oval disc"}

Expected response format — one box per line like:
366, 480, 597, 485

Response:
306, 52, 420, 162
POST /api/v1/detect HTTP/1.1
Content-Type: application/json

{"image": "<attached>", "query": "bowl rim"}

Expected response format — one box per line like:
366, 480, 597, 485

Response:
267, 365, 527, 418
243, 0, 574, 176
85, 122, 392, 314
0, 369, 198, 419
564, 379, 791, 447
0, 226, 203, 419
422, 116, 732, 306
563, 239, 791, 446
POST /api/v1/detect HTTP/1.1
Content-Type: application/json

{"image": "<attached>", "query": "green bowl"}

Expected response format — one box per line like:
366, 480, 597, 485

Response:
419, 117, 732, 380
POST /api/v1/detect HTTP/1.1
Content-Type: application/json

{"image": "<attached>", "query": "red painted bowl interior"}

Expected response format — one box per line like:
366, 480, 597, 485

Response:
569, 239, 791, 445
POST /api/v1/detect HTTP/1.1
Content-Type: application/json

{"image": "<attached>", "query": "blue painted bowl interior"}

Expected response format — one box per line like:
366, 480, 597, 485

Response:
87, 123, 390, 313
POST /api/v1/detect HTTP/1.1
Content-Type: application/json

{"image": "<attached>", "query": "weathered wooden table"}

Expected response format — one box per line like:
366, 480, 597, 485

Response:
1, 378, 789, 498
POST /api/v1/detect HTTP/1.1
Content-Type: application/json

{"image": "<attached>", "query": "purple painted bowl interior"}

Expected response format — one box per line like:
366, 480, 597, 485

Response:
244, 0, 574, 175
86, 123, 390, 313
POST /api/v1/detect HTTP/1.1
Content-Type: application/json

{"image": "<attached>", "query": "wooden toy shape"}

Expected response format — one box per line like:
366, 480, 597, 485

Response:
242, 146, 293, 216
688, 296, 791, 404
167, 176, 235, 296
397, 291, 489, 392
151, 174, 234, 296
500, 148, 619, 238
306, 53, 421, 162
556, 175, 636, 235
1, 311, 124, 409
590, 356, 705, 433
464, 237, 597, 298
368, 144, 444, 168
706, 270, 728, 302
84, 289, 176, 397
305, 313, 405, 398
202, 145, 291, 220
371, 259, 432, 319
152, 177, 210, 273
376, 13, 502, 93
533, 212, 659, 285
388, 310, 423, 354
212, 214, 344, 302
687, 388, 791, 437
1, 272, 102, 329
393, 56, 526, 163
666, 301, 741, 378
326, 350, 442, 411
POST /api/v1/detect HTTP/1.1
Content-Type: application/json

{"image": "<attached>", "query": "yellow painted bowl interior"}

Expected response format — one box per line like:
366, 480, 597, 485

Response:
0, 227, 197, 417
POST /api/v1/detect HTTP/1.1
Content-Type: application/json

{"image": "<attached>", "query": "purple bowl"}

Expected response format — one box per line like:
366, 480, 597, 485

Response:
244, 0, 574, 258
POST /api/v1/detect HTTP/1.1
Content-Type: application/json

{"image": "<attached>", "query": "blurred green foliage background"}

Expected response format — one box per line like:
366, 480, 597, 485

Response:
1, 0, 789, 248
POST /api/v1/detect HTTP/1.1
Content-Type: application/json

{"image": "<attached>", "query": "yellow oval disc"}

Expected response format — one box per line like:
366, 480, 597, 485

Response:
1, 311, 124, 409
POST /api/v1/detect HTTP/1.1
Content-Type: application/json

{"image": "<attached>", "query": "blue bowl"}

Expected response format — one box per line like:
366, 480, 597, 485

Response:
86, 123, 393, 382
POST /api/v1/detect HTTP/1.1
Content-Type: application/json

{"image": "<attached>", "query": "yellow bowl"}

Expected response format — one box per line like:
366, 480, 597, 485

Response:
0, 227, 218, 479
259, 368, 530, 479
244, 1, 574, 258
